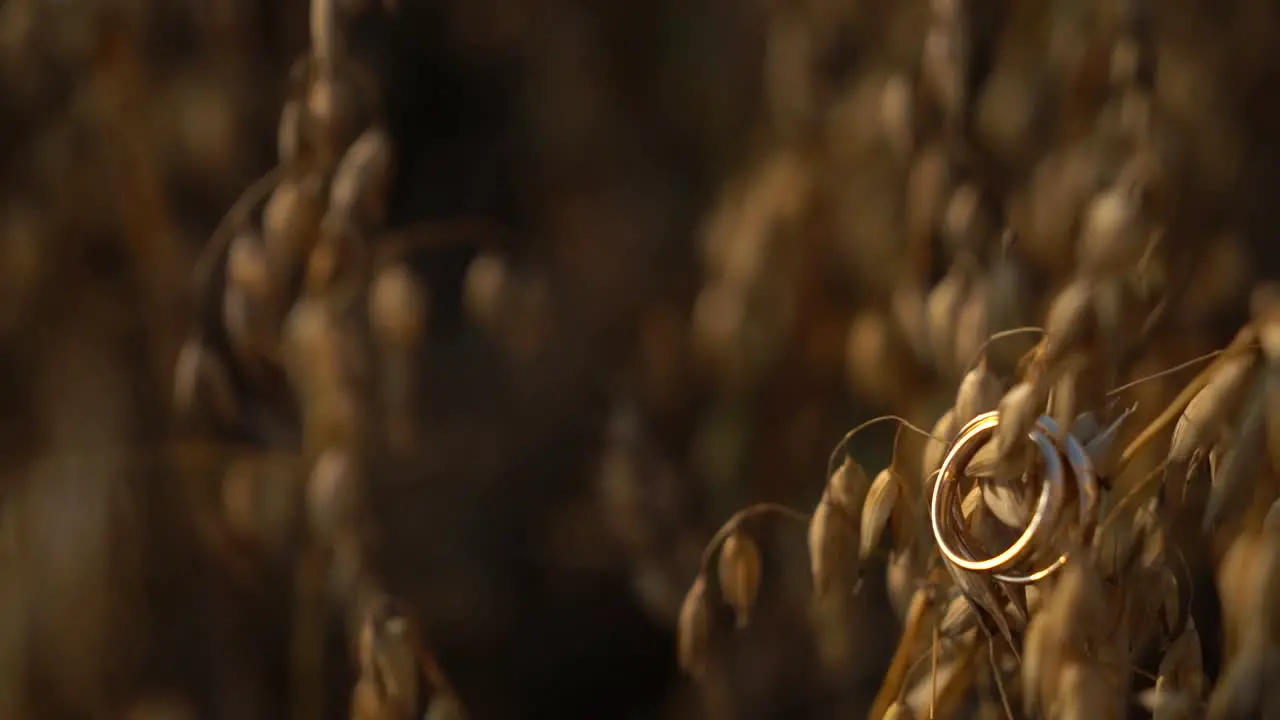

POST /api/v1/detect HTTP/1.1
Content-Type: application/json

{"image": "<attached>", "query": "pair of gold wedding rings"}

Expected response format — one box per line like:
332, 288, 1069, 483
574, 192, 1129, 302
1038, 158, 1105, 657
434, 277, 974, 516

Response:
929, 411, 1100, 584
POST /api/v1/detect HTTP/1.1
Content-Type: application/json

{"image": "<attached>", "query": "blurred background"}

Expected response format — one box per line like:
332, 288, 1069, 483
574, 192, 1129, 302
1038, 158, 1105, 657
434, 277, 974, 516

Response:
2, 0, 1280, 718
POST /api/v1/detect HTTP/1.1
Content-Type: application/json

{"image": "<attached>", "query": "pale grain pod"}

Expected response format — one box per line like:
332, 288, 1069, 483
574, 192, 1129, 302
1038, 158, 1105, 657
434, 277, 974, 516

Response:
885, 547, 914, 620
349, 675, 383, 720
329, 125, 394, 230
921, 21, 967, 126
1263, 499, 1280, 534
1217, 534, 1265, 650
1138, 682, 1196, 720
369, 263, 429, 349
424, 694, 467, 720
993, 380, 1045, 459
0, 200, 45, 334
677, 575, 711, 679
1022, 147, 1103, 272
1083, 405, 1134, 477
1021, 614, 1053, 714
463, 251, 509, 335
226, 226, 271, 300
905, 146, 954, 247
1262, 364, 1280, 475
967, 501, 1021, 564
1109, 36, 1143, 89
123, 696, 198, 720
1048, 355, 1084, 438
1159, 619, 1205, 702
1204, 383, 1266, 531
304, 229, 354, 296
277, 98, 309, 167
1078, 182, 1148, 279
983, 244, 1034, 343
982, 475, 1034, 529
941, 184, 996, 259
307, 74, 365, 162
828, 455, 871, 516
960, 483, 984, 519
1073, 411, 1103, 446
222, 284, 275, 368
281, 296, 342, 395
173, 338, 239, 424
306, 449, 359, 542
220, 457, 261, 544
845, 310, 912, 406
262, 173, 325, 279
882, 700, 914, 720
1055, 661, 1121, 720
938, 591, 976, 638
879, 73, 915, 160
808, 493, 857, 598
922, 409, 957, 492
952, 278, 989, 376
1169, 349, 1258, 463
859, 468, 900, 560
717, 529, 762, 628
942, 561, 1016, 652
1055, 560, 1111, 639
954, 355, 1001, 428
929, 0, 959, 21
1207, 645, 1267, 720
890, 279, 931, 363
1044, 278, 1095, 364
310, 0, 339, 74
1249, 283, 1280, 362
373, 613, 424, 717
925, 268, 968, 373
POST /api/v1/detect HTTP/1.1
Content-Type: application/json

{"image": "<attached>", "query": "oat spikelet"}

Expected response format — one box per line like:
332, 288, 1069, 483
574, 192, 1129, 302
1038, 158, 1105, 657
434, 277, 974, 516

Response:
1169, 350, 1257, 462
860, 468, 900, 560
677, 575, 711, 679
717, 529, 762, 628
954, 356, 1001, 427
994, 380, 1045, 459
808, 492, 856, 599
881, 700, 914, 720
1044, 278, 1095, 362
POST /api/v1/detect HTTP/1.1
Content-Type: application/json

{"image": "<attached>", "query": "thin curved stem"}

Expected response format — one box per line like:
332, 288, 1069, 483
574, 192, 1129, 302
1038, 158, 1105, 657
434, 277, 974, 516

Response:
698, 502, 809, 573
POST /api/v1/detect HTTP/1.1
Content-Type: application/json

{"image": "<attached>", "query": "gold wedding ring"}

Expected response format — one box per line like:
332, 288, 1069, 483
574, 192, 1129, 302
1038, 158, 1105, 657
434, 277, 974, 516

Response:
930, 411, 1100, 585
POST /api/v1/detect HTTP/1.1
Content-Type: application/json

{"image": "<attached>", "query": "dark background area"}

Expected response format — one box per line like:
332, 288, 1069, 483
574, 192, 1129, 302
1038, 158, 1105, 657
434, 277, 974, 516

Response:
3, 0, 1280, 718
